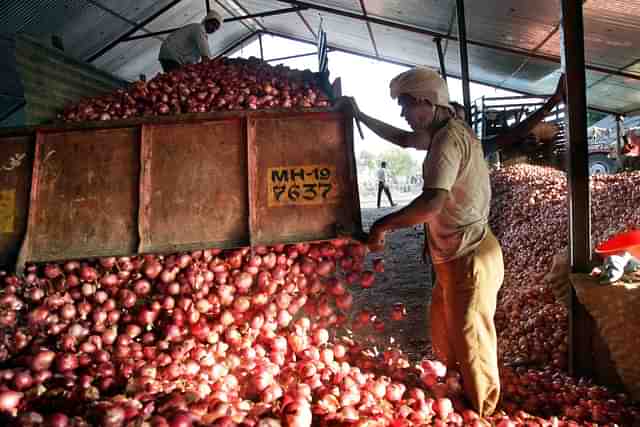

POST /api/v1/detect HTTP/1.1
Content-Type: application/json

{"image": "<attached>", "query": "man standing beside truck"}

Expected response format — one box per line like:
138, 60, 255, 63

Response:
338, 67, 504, 417
158, 10, 224, 73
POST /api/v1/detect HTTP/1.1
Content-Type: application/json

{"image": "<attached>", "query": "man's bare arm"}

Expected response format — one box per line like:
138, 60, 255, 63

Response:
367, 188, 447, 250
335, 97, 429, 150
358, 112, 427, 149
374, 188, 447, 231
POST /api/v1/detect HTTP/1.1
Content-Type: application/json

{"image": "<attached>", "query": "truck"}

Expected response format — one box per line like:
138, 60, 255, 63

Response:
471, 94, 639, 175
587, 114, 640, 173
0, 37, 362, 270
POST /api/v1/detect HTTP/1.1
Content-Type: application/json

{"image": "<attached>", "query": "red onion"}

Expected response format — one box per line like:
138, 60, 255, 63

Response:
79, 266, 98, 282
0, 390, 22, 412
45, 413, 69, 427
1, 219, 637, 425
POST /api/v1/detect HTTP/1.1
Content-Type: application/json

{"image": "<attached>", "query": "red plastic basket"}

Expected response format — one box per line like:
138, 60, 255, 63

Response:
595, 229, 640, 259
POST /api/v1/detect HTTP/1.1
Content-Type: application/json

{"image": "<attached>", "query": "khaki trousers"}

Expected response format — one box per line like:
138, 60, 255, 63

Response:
430, 228, 504, 416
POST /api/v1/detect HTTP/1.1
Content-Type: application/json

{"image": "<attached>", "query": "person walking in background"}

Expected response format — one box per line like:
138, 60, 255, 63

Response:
376, 161, 396, 208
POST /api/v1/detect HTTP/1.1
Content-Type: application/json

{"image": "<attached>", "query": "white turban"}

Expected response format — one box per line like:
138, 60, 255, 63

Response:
390, 67, 453, 113
203, 10, 223, 29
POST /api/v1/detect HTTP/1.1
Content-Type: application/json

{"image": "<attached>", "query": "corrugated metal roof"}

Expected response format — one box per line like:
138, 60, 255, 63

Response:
14, 34, 125, 125
237, 0, 319, 43
369, 23, 441, 66
1, 0, 639, 114
591, 114, 640, 130
458, 0, 560, 51
0, 0, 60, 34
298, 9, 374, 55
366, 0, 453, 35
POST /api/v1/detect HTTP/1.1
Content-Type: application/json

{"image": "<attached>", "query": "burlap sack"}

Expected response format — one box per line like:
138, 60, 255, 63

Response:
571, 273, 640, 400
531, 122, 559, 142
543, 249, 571, 307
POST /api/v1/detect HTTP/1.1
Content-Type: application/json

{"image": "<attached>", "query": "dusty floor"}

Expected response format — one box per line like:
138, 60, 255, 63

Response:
348, 205, 434, 362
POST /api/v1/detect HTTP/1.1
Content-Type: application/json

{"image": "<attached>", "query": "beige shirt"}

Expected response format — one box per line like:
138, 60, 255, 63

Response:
422, 119, 490, 263
159, 23, 211, 64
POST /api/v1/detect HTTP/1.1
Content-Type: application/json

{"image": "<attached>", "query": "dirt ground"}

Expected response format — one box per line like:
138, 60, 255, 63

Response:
347, 204, 435, 362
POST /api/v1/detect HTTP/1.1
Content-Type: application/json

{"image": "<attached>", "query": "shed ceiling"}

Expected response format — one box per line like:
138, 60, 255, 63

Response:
1, 0, 639, 113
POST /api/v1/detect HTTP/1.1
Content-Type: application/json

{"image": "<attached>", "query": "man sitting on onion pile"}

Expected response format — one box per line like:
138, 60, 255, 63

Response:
338, 68, 504, 417
158, 10, 224, 73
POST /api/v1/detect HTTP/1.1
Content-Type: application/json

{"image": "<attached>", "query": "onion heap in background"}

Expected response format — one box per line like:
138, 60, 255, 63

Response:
491, 165, 640, 372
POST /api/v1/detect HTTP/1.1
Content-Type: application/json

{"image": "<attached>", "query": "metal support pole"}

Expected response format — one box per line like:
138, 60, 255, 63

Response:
359, 0, 379, 57
480, 96, 485, 137
616, 114, 624, 170
455, 0, 472, 124
561, 0, 592, 378
265, 51, 319, 62
122, 29, 175, 41
206, 0, 211, 13
434, 37, 447, 81
259, 34, 264, 61
225, 6, 306, 22
214, 31, 259, 60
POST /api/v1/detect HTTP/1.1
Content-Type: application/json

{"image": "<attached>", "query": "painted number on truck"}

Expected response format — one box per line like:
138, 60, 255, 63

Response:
268, 165, 339, 206
0, 190, 15, 233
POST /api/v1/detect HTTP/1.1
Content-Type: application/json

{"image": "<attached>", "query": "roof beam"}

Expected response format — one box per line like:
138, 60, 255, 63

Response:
225, 6, 306, 22
265, 51, 321, 62
86, 0, 150, 29
442, 4, 457, 57
296, 11, 317, 40
499, 24, 560, 88
274, 0, 640, 82
588, 56, 640, 90
121, 6, 308, 41
87, 0, 185, 62
358, 0, 379, 57
214, 0, 256, 32
220, 0, 265, 31
214, 31, 259, 59
257, 29, 619, 115
434, 37, 447, 80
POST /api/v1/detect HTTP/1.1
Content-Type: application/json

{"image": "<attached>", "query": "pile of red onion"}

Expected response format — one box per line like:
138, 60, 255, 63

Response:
490, 165, 640, 372
59, 57, 331, 122
0, 162, 639, 424
0, 232, 637, 425
0, 241, 467, 426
